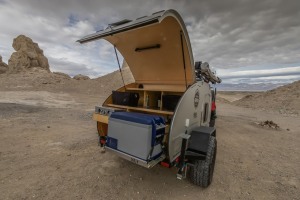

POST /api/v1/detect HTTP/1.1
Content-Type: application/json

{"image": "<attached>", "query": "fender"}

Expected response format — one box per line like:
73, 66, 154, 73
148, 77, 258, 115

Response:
186, 126, 216, 161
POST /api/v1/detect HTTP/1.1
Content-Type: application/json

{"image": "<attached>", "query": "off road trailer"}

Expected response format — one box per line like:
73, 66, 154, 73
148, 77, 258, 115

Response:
78, 9, 221, 187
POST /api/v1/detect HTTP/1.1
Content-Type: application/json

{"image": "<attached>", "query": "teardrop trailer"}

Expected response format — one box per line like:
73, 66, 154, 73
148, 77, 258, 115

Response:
78, 9, 221, 187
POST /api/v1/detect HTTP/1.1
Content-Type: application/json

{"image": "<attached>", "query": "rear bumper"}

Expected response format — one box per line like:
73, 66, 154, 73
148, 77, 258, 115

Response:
105, 146, 166, 168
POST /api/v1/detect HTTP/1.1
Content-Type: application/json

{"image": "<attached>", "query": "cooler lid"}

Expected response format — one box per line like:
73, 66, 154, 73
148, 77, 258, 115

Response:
78, 9, 196, 86
110, 112, 165, 126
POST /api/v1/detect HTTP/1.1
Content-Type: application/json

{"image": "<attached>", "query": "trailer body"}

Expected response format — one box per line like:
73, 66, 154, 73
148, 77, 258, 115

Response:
78, 9, 220, 187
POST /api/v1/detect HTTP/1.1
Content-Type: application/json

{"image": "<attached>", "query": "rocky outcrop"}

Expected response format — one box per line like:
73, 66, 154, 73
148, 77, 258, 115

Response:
8, 35, 50, 73
73, 74, 90, 80
234, 80, 300, 115
53, 72, 71, 79
0, 55, 8, 74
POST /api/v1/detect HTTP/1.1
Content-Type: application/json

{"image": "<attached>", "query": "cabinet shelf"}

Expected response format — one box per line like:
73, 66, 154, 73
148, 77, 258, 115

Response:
125, 88, 185, 92
106, 104, 174, 115
107, 87, 183, 115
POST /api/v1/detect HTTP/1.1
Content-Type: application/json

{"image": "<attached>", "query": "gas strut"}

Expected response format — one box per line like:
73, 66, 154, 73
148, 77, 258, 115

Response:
114, 45, 126, 89
180, 31, 188, 89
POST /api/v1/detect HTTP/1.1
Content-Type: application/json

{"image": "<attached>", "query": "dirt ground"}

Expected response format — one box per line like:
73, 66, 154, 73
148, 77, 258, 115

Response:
0, 75, 299, 200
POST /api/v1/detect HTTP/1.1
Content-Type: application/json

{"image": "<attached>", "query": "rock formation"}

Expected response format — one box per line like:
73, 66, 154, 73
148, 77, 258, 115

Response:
53, 72, 71, 79
8, 35, 50, 73
0, 55, 8, 74
73, 74, 90, 80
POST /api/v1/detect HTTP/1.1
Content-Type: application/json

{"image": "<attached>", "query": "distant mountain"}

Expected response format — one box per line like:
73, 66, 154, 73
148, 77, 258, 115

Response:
216, 83, 285, 91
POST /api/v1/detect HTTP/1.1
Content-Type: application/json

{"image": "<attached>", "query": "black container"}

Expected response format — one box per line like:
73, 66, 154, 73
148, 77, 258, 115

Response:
162, 95, 181, 110
112, 91, 139, 107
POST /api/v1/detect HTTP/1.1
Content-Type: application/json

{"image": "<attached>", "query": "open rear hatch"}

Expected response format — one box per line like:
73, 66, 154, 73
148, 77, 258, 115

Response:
79, 10, 197, 167
78, 9, 196, 88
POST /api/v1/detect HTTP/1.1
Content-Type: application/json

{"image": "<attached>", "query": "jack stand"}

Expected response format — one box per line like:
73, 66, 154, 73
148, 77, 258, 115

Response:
98, 135, 101, 146
98, 136, 106, 153
176, 133, 190, 180
177, 165, 187, 180
100, 146, 106, 153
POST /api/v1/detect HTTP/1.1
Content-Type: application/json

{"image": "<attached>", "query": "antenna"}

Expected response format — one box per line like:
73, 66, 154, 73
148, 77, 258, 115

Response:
113, 45, 126, 89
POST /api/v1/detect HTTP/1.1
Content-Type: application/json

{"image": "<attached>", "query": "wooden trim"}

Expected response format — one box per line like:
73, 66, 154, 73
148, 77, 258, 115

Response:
93, 113, 109, 123
106, 104, 174, 115
125, 87, 185, 92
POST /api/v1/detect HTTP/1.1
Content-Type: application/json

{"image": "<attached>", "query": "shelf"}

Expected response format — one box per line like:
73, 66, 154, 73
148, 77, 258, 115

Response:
125, 87, 185, 92
125, 88, 146, 91
106, 104, 174, 115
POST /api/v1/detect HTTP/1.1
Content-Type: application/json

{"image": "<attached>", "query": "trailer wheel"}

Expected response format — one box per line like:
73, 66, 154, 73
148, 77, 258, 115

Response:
188, 136, 217, 187
209, 118, 215, 127
209, 110, 216, 127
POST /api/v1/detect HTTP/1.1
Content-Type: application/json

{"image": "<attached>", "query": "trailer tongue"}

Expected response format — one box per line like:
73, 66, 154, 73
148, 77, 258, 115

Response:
78, 9, 221, 187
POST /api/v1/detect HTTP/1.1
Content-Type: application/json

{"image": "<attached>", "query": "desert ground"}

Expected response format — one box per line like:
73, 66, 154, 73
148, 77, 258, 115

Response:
0, 71, 299, 200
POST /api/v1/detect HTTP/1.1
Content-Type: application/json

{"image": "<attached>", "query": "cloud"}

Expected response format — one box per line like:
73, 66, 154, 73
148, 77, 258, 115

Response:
219, 66, 300, 79
49, 57, 96, 77
0, 0, 299, 85
222, 75, 300, 84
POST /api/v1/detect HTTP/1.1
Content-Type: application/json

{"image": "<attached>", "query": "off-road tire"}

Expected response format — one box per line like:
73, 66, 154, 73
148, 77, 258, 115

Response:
209, 118, 215, 127
209, 110, 216, 127
188, 136, 217, 187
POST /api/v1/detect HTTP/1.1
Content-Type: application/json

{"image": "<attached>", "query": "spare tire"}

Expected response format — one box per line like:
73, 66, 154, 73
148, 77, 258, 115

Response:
188, 136, 217, 187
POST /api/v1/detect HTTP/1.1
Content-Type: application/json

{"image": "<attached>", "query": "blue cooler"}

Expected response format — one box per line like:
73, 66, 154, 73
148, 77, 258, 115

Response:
107, 112, 165, 162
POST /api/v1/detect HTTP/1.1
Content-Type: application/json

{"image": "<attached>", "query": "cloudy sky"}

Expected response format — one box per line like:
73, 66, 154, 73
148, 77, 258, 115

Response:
0, 0, 300, 86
